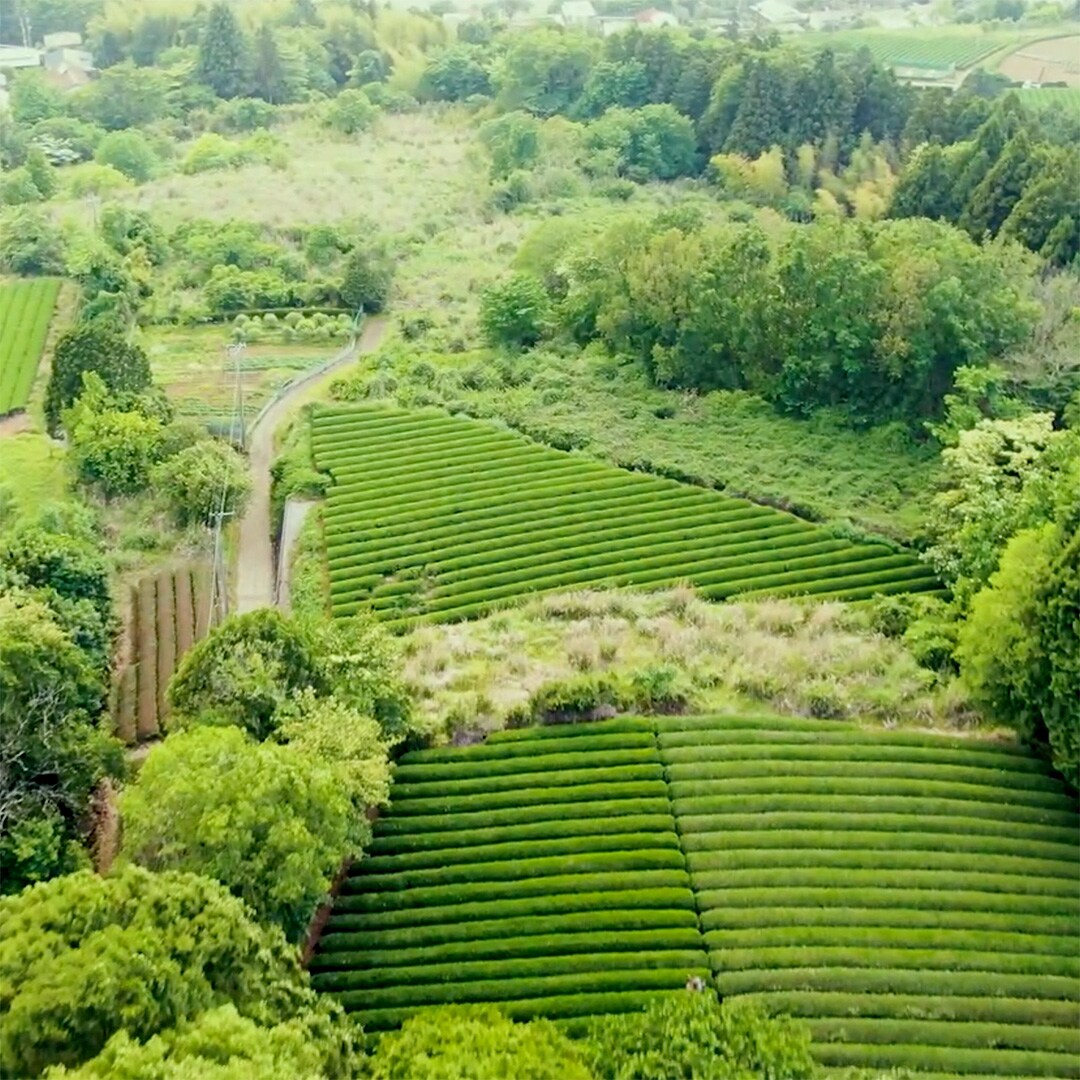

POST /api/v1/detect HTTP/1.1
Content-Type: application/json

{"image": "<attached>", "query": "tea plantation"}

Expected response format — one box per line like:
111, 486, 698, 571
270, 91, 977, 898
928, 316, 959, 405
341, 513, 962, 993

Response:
311, 405, 938, 626
310, 717, 710, 1032
311, 714, 1080, 1076
0, 278, 60, 416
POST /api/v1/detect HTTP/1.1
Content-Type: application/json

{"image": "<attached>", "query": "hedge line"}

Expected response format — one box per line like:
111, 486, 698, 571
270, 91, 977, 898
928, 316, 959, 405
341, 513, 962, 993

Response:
343, 850, 687, 895
695, 887, 1078, 917
363, 832, 681, 873
328, 967, 708, 1012
742, 990, 1080, 1027
325, 471, 652, 537
390, 780, 670, 817
811, 1041, 1080, 1078
675, 795, 1079, 828
344, 505, 793, 581
392, 748, 660, 784
805, 1017, 1080, 1054
321, 904, 699, 950
682, 828, 1079, 865
389, 763, 664, 800
669, 775, 1069, 812
678, 812, 1080, 847
351, 511, 804, 587
336, 876, 694, 919
705, 926, 1079, 958
667, 759, 1064, 796
487, 718, 656, 742
367, 816, 674, 856
314, 929, 706, 970
415, 549, 906, 614
714, 967, 1080, 1002
662, 741, 1048, 774
399, 726, 653, 763
328, 499, 780, 578
312, 950, 708, 992
374, 798, 673, 836
324, 476, 665, 552
710, 946, 1080, 979
349, 990, 681, 1032
326, 486, 748, 564
687, 848, 1079, 882
700, 905, 1080, 937
694, 867, 1080, 898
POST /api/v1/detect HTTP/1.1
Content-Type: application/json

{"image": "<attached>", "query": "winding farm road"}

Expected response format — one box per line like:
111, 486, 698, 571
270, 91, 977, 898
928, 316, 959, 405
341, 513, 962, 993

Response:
234, 317, 388, 613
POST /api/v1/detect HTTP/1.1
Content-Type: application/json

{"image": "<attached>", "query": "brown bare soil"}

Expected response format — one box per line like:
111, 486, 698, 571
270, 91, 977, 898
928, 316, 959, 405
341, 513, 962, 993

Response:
999, 35, 1080, 85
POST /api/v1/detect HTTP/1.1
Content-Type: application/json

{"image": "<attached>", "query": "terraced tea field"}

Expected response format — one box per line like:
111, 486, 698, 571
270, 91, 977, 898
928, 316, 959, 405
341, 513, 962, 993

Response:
0, 278, 61, 416
663, 715, 1080, 1078
809, 29, 1037, 72
310, 717, 710, 1032
312, 406, 938, 626
312, 714, 1080, 1075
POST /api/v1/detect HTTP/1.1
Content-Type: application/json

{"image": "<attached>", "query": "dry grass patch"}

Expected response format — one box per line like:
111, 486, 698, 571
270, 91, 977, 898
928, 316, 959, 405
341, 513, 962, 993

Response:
401, 588, 976, 742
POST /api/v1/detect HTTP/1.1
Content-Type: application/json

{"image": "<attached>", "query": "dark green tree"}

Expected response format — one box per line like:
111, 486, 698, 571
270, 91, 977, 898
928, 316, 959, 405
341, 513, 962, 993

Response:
576, 59, 650, 118
340, 245, 393, 312
0, 866, 347, 1076
961, 131, 1044, 239
723, 58, 788, 157
24, 146, 58, 199
196, 2, 251, 100
251, 23, 287, 103
418, 45, 491, 102
45, 322, 152, 435
479, 273, 551, 350
889, 142, 955, 221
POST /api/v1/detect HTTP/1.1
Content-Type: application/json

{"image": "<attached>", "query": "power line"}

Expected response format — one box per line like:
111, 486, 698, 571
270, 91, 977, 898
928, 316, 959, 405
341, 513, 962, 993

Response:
203, 339, 247, 633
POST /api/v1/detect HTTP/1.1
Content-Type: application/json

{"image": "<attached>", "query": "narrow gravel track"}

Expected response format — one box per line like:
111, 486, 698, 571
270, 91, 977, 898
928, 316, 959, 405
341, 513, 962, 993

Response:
234, 317, 387, 613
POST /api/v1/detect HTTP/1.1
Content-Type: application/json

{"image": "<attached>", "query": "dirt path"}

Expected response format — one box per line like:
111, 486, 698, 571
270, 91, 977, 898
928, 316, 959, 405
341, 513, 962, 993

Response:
234, 317, 387, 613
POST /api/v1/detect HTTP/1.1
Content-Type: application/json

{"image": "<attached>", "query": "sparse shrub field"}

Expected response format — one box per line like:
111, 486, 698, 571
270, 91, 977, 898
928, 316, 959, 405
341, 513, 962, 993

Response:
312, 406, 939, 628
313, 712, 1080, 1075
310, 717, 710, 1032
112, 565, 215, 742
0, 279, 61, 416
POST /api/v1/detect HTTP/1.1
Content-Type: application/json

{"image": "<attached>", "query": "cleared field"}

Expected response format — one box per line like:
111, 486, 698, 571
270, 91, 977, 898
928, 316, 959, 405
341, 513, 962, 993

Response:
1000, 35, 1080, 86
803, 28, 1034, 71
659, 714, 1080, 1078
0, 278, 61, 416
144, 325, 336, 428
309, 716, 709, 1032
112, 564, 215, 743
312, 405, 938, 627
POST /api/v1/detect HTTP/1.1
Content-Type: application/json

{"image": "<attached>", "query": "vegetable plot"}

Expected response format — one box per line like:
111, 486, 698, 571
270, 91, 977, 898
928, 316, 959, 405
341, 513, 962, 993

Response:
312, 406, 938, 627
0, 278, 61, 416
112, 565, 215, 743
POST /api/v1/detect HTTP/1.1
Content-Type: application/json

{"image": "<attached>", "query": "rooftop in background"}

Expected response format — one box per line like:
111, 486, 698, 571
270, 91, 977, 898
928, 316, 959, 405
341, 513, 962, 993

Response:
0, 44, 42, 69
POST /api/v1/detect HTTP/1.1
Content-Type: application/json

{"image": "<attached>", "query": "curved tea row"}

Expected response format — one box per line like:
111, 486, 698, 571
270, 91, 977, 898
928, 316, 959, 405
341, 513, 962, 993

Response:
311, 405, 938, 626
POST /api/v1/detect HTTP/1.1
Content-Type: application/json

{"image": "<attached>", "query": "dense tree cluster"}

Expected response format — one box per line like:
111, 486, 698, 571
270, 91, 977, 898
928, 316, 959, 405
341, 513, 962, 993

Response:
0, 503, 122, 893
513, 211, 1037, 425
891, 94, 1080, 267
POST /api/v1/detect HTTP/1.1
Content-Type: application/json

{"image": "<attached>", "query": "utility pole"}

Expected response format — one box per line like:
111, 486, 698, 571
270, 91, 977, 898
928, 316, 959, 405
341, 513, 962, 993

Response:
203, 338, 247, 633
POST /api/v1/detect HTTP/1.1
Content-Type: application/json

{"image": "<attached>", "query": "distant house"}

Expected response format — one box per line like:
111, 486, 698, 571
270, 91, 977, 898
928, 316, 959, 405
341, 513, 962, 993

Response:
42, 30, 94, 89
750, 0, 809, 29
806, 7, 858, 30
560, 0, 597, 27
598, 15, 637, 34
634, 7, 679, 26
0, 44, 42, 72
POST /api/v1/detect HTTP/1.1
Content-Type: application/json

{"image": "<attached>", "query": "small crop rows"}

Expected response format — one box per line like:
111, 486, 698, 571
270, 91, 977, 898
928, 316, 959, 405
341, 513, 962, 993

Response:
112, 565, 214, 743
822, 29, 1023, 71
311, 405, 937, 626
658, 714, 1080, 1078
0, 278, 60, 416
309, 717, 710, 1032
